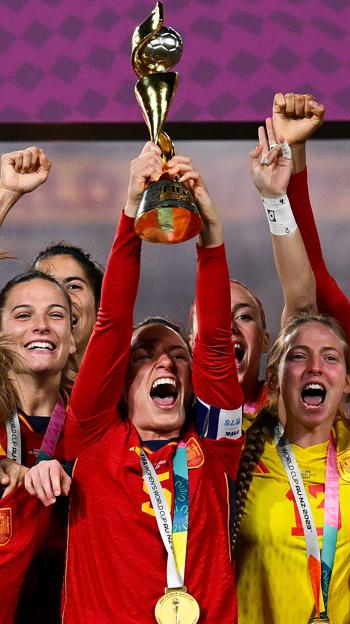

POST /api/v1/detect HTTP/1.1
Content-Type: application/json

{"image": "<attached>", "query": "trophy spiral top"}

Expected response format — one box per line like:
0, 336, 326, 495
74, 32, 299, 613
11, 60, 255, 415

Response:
132, 2, 183, 78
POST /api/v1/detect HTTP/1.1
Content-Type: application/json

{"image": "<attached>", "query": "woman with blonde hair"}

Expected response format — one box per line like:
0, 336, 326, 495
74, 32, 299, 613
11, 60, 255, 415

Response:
234, 312, 350, 623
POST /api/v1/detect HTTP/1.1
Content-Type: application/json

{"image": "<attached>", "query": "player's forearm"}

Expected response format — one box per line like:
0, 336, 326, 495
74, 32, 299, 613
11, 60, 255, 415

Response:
0, 185, 22, 226
272, 229, 317, 328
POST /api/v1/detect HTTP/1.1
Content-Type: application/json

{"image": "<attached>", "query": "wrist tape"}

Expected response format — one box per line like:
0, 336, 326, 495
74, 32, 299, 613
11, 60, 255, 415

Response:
262, 195, 297, 236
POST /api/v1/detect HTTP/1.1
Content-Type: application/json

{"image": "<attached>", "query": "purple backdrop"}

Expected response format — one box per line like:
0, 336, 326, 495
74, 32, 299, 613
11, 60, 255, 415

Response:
0, 0, 349, 123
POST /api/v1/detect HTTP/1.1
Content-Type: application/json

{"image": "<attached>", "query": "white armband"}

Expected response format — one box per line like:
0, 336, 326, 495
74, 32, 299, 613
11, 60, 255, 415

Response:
262, 195, 297, 236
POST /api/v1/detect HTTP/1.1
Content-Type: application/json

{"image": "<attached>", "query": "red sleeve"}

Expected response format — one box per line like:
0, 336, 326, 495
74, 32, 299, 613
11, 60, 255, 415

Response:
288, 169, 350, 342
64, 212, 141, 458
192, 243, 244, 411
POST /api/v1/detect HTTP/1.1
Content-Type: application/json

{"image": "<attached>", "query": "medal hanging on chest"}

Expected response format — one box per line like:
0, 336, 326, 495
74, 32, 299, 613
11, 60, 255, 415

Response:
155, 587, 199, 624
275, 426, 338, 624
140, 441, 200, 623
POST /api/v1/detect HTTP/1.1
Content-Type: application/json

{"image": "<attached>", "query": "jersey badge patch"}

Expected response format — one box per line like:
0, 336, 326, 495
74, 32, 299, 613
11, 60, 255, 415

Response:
254, 459, 270, 475
338, 450, 350, 483
0, 508, 12, 546
186, 437, 204, 469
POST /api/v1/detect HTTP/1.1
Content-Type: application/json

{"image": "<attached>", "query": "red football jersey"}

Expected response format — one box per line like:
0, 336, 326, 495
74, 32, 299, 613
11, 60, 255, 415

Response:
62, 213, 244, 623
0, 486, 52, 624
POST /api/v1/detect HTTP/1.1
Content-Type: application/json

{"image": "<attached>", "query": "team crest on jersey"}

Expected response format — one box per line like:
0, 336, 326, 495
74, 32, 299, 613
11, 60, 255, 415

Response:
338, 450, 350, 482
0, 508, 12, 546
254, 459, 270, 475
186, 437, 204, 469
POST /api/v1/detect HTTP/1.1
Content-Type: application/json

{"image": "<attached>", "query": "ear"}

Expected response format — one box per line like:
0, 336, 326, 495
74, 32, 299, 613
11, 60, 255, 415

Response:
343, 373, 350, 395
262, 330, 270, 354
266, 368, 279, 393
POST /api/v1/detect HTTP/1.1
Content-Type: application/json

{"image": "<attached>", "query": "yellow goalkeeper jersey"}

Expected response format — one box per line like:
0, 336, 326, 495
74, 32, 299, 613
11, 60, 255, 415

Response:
236, 418, 350, 623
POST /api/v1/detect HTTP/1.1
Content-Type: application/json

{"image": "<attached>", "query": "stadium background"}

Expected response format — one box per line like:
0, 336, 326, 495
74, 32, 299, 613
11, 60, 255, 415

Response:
0, 0, 349, 352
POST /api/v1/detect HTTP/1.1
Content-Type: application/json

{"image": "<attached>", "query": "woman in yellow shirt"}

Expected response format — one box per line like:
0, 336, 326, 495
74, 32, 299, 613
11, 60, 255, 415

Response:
234, 313, 350, 624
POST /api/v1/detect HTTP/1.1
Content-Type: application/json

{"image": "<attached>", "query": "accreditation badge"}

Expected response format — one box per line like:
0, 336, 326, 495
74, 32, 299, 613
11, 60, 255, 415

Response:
155, 587, 200, 624
308, 618, 331, 623
0, 508, 12, 546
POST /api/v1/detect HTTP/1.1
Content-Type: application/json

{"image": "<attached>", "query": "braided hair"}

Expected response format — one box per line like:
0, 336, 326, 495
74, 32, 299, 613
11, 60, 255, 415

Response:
232, 311, 350, 551
232, 407, 277, 550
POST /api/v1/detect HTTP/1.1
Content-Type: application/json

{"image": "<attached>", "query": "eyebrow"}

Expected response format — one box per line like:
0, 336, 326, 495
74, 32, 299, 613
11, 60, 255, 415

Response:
232, 303, 256, 313
131, 340, 189, 353
61, 276, 87, 285
11, 303, 68, 313
290, 344, 341, 353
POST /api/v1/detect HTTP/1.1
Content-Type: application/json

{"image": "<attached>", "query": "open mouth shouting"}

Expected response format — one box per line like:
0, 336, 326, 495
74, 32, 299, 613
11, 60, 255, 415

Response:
25, 340, 55, 352
301, 383, 326, 410
234, 341, 245, 367
150, 377, 179, 408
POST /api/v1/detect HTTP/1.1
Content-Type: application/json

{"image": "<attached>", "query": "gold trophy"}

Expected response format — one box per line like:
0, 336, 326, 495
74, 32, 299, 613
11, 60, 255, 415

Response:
132, 2, 202, 243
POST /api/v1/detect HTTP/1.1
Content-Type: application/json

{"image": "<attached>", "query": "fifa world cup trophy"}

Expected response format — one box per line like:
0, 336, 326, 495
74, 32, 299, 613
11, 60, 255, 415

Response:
132, 2, 202, 243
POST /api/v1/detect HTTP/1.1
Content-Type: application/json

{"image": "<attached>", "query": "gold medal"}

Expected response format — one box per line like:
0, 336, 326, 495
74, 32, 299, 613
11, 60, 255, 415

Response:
155, 587, 200, 624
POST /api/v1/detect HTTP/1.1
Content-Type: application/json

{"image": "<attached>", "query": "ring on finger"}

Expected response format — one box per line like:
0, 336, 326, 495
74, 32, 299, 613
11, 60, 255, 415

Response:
269, 143, 278, 150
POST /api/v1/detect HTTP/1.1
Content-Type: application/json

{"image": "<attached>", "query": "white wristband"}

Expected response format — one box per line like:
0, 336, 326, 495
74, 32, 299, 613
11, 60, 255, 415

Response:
262, 195, 297, 236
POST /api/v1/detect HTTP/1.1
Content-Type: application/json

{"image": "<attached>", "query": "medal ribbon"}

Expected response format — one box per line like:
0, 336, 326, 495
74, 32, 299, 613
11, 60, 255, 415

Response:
140, 441, 189, 589
5, 412, 21, 463
274, 425, 339, 619
6, 394, 66, 465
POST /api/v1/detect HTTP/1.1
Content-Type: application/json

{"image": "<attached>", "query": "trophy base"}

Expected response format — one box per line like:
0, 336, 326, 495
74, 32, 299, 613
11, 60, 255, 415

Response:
134, 178, 203, 244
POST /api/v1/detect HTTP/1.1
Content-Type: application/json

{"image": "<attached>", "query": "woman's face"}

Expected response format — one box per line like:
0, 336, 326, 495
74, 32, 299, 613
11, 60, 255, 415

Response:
35, 254, 97, 356
278, 321, 350, 434
229, 282, 269, 396
0, 278, 75, 378
124, 323, 193, 439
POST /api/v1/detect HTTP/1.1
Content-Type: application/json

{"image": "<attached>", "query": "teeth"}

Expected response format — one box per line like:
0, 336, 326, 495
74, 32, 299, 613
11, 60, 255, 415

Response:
234, 342, 243, 349
304, 383, 324, 391
152, 377, 176, 390
26, 341, 54, 351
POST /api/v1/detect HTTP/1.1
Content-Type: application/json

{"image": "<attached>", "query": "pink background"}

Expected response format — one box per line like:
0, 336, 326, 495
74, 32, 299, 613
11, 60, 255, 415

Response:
0, 0, 349, 122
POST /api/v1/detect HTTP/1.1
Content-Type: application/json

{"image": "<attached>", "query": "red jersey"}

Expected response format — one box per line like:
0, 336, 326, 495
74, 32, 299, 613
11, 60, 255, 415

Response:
288, 169, 350, 341
0, 408, 67, 624
0, 412, 65, 468
0, 486, 52, 624
62, 213, 244, 623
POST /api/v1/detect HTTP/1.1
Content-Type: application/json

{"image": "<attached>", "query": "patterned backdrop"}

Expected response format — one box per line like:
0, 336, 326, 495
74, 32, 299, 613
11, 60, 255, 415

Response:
0, 0, 349, 123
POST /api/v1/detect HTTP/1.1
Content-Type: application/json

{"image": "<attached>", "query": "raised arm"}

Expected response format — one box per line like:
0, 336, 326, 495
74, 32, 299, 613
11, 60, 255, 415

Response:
250, 120, 316, 327
273, 93, 350, 341
0, 146, 51, 226
167, 156, 244, 438
65, 143, 163, 457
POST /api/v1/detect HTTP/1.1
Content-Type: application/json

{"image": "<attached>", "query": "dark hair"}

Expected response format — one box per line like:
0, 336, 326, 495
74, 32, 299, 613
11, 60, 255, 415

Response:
232, 312, 350, 551
133, 316, 191, 354
0, 270, 74, 408
31, 242, 104, 310
0, 270, 73, 326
